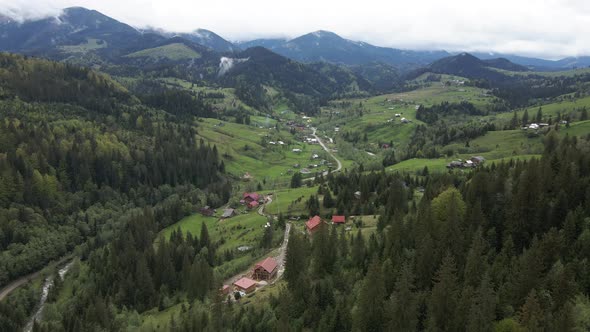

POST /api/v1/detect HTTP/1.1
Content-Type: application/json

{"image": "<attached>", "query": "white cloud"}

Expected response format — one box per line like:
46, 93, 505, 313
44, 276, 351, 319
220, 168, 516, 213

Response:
0, 0, 589, 59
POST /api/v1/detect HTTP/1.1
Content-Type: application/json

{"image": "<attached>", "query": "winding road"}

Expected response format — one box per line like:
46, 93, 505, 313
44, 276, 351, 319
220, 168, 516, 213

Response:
312, 127, 342, 174
303, 128, 342, 182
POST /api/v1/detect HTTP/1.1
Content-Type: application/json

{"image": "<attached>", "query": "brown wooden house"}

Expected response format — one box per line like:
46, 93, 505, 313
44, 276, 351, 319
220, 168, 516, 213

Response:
253, 257, 278, 280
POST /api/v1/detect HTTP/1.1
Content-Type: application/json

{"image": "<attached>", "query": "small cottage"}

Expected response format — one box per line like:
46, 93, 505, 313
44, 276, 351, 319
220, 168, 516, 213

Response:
306, 215, 322, 234
233, 277, 257, 294
332, 215, 346, 225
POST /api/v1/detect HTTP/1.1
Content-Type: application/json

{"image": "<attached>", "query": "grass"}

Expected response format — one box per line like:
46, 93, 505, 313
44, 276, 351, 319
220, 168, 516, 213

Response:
158, 77, 254, 112
561, 120, 590, 137
489, 95, 590, 124
196, 118, 328, 184
125, 43, 201, 61
157, 211, 268, 253
265, 186, 319, 216
60, 38, 107, 53
318, 81, 495, 156
138, 301, 187, 331
240, 280, 286, 308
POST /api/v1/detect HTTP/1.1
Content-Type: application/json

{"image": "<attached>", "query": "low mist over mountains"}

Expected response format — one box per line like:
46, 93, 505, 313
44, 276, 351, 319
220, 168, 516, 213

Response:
1, 6, 589, 72
236, 30, 450, 67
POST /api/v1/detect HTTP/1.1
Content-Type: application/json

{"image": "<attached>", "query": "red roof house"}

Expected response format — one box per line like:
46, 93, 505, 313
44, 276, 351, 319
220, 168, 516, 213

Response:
253, 257, 278, 280
332, 215, 346, 224
233, 277, 257, 294
242, 192, 260, 203
248, 201, 260, 209
306, 215, 322, 234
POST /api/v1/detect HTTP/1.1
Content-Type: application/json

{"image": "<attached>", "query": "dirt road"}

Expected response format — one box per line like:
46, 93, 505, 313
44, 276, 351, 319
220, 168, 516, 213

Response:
307, 127, 342, 180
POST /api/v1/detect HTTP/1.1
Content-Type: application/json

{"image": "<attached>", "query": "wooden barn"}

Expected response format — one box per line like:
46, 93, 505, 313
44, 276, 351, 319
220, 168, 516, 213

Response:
253, 257, 278, 281
306, 215, 322, 235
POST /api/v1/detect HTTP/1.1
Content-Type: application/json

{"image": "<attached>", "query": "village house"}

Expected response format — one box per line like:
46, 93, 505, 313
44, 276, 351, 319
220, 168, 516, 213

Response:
233, 277, 257, 294
306, 215, 322, 234
221, 208, 237, 219
332, 215, 346, 225
247, 200, 259, 209
221, 285, 230, 295
252, 257, 278, 280
241, 192, 261, 205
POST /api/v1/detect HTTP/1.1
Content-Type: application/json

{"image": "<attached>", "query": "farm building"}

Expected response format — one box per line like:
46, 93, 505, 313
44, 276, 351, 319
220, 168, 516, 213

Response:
221, 285, 230, 295
306, 215, 322, 234
233, 277, 257, 294
200, 206, 215, 217
471, 156, 485, 165
248, 201, 259, 209
253, 257, 278, 280
332, 215, 346, 224
221, 208, 237, 219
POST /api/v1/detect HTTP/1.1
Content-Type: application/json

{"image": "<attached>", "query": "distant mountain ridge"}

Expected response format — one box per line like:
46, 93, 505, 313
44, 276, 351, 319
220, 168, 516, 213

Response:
423, 53, 529, 81
1, 6, 589, 73
238, 30, 450, 67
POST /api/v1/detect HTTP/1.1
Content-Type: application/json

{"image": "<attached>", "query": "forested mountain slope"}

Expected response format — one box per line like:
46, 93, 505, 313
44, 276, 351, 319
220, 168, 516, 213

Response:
0, 54, 229, 298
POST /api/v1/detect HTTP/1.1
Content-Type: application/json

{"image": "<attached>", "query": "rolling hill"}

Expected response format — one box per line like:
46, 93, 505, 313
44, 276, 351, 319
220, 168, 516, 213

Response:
425, 53, 528, 81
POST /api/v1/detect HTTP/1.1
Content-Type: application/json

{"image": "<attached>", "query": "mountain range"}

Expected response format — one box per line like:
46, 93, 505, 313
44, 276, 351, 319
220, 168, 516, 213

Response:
2, 6, 589, 71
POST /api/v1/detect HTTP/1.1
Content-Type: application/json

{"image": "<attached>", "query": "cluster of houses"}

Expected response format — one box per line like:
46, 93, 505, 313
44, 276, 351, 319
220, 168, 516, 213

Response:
305, 215, 347, 234
224, 256, 279, 296
446, 156, 486, 169
304, 137, 319, 144
206, 192, 266, 220
522, 123, 550, 130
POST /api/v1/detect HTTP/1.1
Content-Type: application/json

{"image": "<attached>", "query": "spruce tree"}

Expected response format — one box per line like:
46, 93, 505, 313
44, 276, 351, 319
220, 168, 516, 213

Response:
353, 258, 385, 332
426, 253, 460, 332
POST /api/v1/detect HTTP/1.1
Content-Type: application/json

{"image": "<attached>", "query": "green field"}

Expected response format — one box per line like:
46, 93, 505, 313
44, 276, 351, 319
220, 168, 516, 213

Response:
60, 38, 107, 53
489, 95, 590, 124
125, 43, 201, 61
265, 186, 319, 216
320, 81, 495, 152
157, 77, 255, 112
196, 118, 329, 184
157, 211, 268, 253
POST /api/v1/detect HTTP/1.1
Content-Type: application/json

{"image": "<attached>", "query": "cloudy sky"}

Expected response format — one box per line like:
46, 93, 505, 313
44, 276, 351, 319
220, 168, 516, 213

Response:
2, 0, 590, 59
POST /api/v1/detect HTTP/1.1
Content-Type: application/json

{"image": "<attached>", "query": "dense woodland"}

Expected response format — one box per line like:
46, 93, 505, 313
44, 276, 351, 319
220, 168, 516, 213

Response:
23, 127, 590, 332
0, 54, 229, 296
